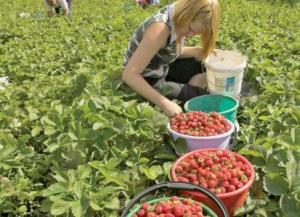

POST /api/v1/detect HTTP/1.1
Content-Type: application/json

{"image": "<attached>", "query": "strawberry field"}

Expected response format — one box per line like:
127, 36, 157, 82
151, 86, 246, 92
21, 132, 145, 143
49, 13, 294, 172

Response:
0, 0, 299, 216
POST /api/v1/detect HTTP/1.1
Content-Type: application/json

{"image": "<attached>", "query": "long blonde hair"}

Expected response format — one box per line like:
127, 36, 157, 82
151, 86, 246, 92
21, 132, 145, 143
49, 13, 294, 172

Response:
173, 0, 220, 59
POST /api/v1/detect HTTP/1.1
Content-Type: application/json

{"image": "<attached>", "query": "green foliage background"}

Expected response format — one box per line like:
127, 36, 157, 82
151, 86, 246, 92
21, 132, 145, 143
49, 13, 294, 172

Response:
0, 0, 299, 216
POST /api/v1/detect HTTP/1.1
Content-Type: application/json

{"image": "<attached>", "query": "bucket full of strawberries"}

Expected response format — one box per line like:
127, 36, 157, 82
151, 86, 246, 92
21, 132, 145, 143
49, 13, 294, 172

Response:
121, 182, 229, 217
171, 149, 255, 217
167, 111, 234, 151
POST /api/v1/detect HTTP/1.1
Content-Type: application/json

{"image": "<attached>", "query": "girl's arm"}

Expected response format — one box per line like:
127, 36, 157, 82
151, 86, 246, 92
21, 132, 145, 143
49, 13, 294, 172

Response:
63, 9, 68, 16
179, 46, 202, 61
122, 22, 182, 117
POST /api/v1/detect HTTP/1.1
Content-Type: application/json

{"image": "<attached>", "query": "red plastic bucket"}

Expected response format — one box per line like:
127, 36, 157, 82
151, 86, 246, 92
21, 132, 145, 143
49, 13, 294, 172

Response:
171, 149, 255, 217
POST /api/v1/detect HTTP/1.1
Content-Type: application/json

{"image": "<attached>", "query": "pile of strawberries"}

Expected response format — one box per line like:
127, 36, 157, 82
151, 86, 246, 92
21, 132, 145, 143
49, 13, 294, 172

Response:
170, 112, 231, 137
132, 196, 209, 217
174, 150, 252, 194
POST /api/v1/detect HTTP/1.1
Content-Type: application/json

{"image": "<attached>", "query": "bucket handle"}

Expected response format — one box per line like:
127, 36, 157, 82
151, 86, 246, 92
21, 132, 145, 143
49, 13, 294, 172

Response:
120, 182, 229, 217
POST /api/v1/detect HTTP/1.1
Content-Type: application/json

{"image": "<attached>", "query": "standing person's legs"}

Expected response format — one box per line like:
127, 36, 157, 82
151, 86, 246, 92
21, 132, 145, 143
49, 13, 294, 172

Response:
55, 6, 60, 15
66, 0, 72, 16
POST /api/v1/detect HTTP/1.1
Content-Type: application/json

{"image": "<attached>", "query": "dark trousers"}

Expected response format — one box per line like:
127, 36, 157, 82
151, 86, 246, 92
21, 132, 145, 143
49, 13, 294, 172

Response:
167, 58, 208, 102
145, 58, 209, 103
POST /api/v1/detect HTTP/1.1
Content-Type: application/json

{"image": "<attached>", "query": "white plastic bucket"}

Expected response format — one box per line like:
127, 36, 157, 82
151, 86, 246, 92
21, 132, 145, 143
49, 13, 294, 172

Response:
0, 76, 9, 90
167, 121, 234, 152
204, 50, 247, 97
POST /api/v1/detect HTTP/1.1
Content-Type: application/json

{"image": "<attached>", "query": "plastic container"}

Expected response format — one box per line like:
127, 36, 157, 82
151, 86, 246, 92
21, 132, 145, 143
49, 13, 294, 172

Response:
167, 120, 234, 152
184, 94, 239, 123
204, 50, 247, 97
0, 76, 9, 90
171, 149, 255, 217
121, 182, 229, 217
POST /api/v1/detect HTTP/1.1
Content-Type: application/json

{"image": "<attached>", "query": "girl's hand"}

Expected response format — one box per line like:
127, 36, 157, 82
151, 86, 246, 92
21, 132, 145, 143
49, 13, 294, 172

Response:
161, 100, 183, 117
213, 48, 221, 56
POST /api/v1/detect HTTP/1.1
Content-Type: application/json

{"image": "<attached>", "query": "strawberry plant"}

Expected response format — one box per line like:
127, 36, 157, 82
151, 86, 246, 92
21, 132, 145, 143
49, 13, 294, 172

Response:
0, 0, 299, 216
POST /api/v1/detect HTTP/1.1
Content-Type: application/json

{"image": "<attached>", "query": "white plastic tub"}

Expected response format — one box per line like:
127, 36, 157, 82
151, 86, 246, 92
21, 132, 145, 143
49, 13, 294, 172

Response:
167, 121, 234, 152
0, 76, 9, 90
204, 50, 247, 97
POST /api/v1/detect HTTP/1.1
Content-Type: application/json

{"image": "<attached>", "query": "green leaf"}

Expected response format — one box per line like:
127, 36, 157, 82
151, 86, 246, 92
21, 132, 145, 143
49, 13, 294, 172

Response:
264, 157, 285, 173
141, 165, 164, 180
263, 173, 289, 195
239, 147, 266, 168
149, 165, 164, 178
40, 199, 52, 213
138, 157, 150, 164
258, 115, 269, 121
107, 158, 122, 169
253, 208, 273, 217
239, 148, 264, 158
54, 104, 64, 115
52, 171, 68, 182
90, 201, 102, 211
71, 200, 82, 217
51, 200, 71, 216
43, 116, 57, 127
139, 123, 155, 138
286, 161, 300, 193
173, 138, 188, 155
104, 197, 120, 210
43, 183, 68, 196
154, 153, 176, 160
68, 131, 78, 140
78, 165, 92, 179
93, 122, 111, 130
280, 194, 300, 217
234, 198, 268, 216
122, 100, 137, 108
280, 128, 300, 146
163, 162, 173, 180
73, 181, 83, 198
88, 161, 103, 170
100, 128, 116, 140
96, 166, 126, 186
113, 118, 127, 132
31, 126, 42, 136
29, 112, 39, 121
44, 126, 56, 135
90, 186, 116, 201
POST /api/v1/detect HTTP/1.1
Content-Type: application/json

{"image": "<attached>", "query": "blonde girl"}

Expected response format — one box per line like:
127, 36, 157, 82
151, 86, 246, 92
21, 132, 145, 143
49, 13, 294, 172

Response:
122, 0, 220, 117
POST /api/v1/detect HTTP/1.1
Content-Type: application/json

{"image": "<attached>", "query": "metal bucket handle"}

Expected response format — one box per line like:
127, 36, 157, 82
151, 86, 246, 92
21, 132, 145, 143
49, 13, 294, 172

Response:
120, 182, 229, 217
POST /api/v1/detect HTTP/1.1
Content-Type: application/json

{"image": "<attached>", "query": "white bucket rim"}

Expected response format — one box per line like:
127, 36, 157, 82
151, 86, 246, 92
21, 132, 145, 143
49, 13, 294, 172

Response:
167, 121, 234, 140
204, 50, 247, 72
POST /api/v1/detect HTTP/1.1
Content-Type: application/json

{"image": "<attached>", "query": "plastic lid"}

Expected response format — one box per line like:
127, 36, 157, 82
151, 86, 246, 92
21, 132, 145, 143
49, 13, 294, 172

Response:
204, 50, 247, 71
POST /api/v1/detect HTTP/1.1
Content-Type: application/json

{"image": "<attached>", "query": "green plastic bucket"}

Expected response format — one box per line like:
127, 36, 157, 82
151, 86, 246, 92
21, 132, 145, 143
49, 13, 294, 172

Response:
121, 182, 229, 217
127, 197, 217, 217
184, 94, 239, 123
